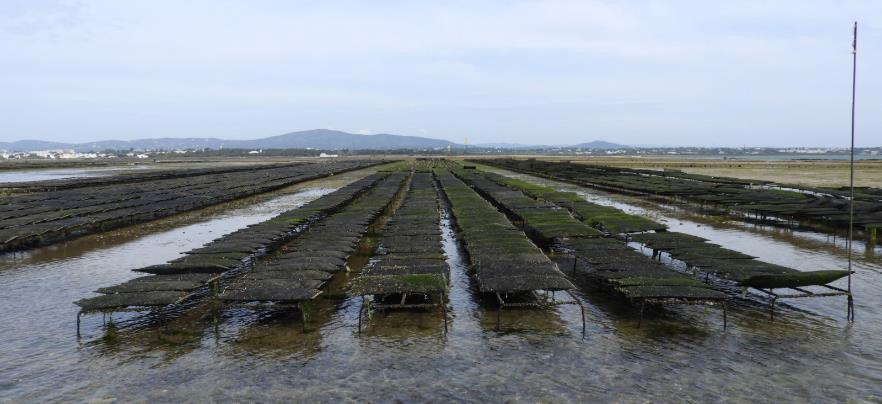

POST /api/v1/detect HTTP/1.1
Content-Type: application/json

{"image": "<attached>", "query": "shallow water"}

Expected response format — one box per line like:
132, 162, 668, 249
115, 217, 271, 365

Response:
0, 165, 157, 183
0, 161, 274, 183
1, 167, 881, 401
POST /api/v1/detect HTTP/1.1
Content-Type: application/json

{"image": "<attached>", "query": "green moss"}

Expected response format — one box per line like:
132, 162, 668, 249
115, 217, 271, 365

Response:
350, 274, 448, 295
285, 217, 308, 225
610, 276, 710, 288
585, 213, 665, 234
740, 270, 851, 289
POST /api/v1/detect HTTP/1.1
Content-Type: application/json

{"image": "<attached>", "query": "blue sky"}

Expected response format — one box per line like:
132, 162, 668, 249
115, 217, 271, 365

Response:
1, 1, 879, 147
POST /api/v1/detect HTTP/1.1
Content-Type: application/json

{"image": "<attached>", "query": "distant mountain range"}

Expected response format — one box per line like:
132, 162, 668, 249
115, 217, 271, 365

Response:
0, 129, 628, 151
571, 140, 630, 149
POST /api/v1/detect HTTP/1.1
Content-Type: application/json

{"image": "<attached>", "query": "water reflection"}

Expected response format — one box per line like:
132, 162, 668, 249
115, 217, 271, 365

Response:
0, 165, 158, 183
226, 308, 326, 358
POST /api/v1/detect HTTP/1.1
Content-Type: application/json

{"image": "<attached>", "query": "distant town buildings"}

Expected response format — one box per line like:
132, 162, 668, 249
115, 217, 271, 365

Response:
776, 147, 849, 154
0, 149, 114, 159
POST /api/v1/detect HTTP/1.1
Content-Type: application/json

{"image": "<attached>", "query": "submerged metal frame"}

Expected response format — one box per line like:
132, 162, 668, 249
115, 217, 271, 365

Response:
493, 289, 587, 336
640, 245, 856, 322
223, 300, 313, 330
635, 298, 728, 329
74, 267, 244, 339
567, 252, 729, 330
357, 293, 449, 334
77, 305, 174, 339
748, 284, 853, 321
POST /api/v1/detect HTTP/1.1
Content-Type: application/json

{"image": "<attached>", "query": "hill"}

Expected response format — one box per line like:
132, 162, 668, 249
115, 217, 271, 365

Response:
571, 140, 629, 149
0, 130, 456, 152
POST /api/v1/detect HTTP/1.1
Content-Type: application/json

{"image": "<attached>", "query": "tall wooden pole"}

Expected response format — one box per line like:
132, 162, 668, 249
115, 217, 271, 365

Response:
847, 21, 857, 321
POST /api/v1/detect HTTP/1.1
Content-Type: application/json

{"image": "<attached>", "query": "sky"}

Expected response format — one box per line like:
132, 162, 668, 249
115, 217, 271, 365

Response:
0, 1, 879, 147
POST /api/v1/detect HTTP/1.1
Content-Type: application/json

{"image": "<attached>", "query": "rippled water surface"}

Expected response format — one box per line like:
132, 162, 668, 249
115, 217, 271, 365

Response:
1, 166, 881, 402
